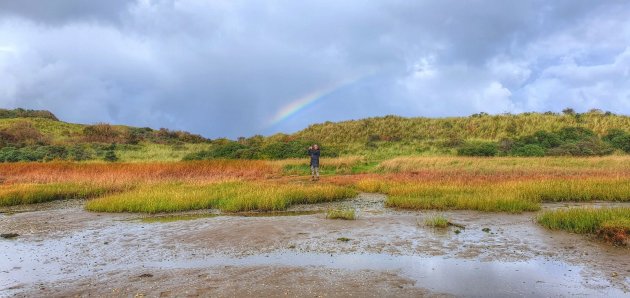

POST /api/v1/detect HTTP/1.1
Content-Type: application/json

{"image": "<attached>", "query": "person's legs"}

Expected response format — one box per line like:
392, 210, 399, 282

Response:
311, 165, 316, 180
315, 166, 320, 180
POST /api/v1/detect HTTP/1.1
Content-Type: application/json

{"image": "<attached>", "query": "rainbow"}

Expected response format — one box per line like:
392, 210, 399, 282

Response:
267, 73, 372, 127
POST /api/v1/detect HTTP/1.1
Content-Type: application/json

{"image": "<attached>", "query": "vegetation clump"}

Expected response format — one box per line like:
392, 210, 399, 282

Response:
424, 215, 449, 228
183, 138, 340, 160
326, 209, 356, 220
537, 207, 630, 245
457, 141, 498, 157
0, 108, 58, 121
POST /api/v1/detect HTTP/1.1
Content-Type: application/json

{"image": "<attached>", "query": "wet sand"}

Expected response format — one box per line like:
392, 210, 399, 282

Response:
1, 194, 629, 297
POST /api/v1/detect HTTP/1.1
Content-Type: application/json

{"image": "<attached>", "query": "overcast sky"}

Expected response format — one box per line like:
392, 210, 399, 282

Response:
0, 0, 629, 138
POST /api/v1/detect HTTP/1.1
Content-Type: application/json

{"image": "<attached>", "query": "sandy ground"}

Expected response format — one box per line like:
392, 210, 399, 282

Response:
1, 194, 629, 297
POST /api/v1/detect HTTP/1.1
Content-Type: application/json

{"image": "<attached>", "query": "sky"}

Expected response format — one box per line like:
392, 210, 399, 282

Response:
0, 0, 629, 139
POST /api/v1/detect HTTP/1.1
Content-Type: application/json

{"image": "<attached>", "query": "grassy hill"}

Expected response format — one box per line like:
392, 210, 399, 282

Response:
0, 108, 211, 162
1, 108, 629, 162
295, 112, 630, 144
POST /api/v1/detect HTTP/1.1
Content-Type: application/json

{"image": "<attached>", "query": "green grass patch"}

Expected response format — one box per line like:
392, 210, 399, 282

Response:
0, 183, 123, 206
85, 181, 357, 213
537, 207, 630, 234
326, 208, 356, 220
355, 178, 630, 213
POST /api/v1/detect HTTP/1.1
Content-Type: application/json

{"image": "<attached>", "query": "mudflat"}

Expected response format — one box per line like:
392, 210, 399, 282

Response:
1, 194, 629, 297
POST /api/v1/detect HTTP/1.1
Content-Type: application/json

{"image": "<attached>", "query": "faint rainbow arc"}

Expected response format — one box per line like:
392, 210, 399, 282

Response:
267, 73, 371, 127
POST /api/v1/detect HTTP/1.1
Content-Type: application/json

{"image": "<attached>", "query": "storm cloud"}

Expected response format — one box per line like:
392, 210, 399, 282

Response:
0, 0, 628, 138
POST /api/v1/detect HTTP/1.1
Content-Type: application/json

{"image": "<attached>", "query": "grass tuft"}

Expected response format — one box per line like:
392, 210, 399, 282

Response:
326, 208, 356, 220
424, 214, 449, 228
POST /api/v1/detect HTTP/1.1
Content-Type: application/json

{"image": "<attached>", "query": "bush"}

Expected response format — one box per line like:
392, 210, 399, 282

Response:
457, 141, 498, 157
0, 121, 49, 146
183, 142, 248, 160
511, 144, 546, 157
260, 140, 332, 159
68, 145, 92, 161
547, 138, 613, 156
0, 145, 71, 162
603, 129, 630, 153
103, 144, 118, 162
83, 123, 122, 143
557, 127, 595, 143
0, 108, 58, 120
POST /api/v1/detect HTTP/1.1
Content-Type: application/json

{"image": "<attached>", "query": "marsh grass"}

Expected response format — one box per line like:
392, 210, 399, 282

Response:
0, 160, 278, 184
326, 208, 356, 220
424, 214, 449, 228
0, 183, 124, 206
537, 207, 630, 234
378, 156, 630, 174
353, 177, 630, 213
85, 181, 357, 213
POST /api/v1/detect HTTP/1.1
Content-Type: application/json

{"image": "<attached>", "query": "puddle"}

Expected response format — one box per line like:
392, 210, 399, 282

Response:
2, 239, 626, 297
149, 252, 626, 297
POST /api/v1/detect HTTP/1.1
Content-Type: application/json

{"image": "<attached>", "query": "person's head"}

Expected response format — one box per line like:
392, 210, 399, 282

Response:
313, 144, 319, 150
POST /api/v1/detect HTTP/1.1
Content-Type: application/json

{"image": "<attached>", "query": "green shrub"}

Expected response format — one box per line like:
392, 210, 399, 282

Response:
511, 144, 545, 157
457, 141, 498, 156
0, 108, 58, 120
547, 138, 613, 156
0, 146, 71, 162
103, 144, 118, 162
603, 129, 630, 153
183, 142, 248, 160
68, 145, 92, 161
557, 127, 595, 142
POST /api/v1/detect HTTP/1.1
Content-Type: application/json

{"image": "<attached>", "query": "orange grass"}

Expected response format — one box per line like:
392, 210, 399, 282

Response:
0, 160, 279, 184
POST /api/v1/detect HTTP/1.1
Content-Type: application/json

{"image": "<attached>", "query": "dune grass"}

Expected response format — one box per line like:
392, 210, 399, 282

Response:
326, 208, 356, 220
353, 177, 630, 213
85, 181, 357, 213
0, 183, 124, 206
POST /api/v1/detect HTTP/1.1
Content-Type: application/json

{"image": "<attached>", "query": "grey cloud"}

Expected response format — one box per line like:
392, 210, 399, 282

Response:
0, 0, 133, 24
0, 0, 629, 138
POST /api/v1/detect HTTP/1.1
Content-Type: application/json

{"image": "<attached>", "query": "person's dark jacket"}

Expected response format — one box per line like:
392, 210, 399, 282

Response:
308, 149, 320, 167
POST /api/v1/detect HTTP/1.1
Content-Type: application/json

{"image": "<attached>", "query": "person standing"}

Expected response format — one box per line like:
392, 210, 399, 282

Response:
308, 144, 320, 181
